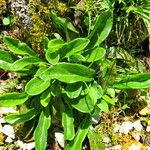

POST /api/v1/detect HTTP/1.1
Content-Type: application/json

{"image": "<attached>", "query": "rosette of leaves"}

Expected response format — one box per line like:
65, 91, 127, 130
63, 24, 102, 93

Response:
0, 10, 149, 150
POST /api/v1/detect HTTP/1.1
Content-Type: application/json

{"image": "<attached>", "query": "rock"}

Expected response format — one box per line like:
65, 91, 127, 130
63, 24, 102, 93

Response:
0, 146, 5, 149
146, 146, 150, 150
16, 140, 24, 149
103, 137, 110, 143
131, 131, 140, 141
0, 118, 6, 124
139, 105, 150, 116
17, 140, 35, 150
5, 137, 13, 143
91, 116, 100, 124
121, 140, 146, 150
0, 107, 17, 114
2, 125, 15, 139
133, 120, 143, 132
111, 145, 121, 150
119, 121, 133, 134
114, 123, 121, 133
146, 126, 150, 132
24, 142, 35, 150
55, 132, 65, 148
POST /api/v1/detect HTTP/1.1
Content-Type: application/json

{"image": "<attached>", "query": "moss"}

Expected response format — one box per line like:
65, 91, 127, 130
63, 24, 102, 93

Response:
24, 0, 52, 53
0, 0, 6, 15
54, 0, 69, 15
26, 0, 69, 53
9, 0, 72, 54
0, 132, 5, 144
8, 0, 71, 54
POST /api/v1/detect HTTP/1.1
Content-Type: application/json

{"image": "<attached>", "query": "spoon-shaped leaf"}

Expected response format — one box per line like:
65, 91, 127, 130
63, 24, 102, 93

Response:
40, 63, 95, 83
0, 92, 28, 107
3, 36, 37, 56
5, 108, 39, 124
34, 107, 51, 150
25, 77, 50, 95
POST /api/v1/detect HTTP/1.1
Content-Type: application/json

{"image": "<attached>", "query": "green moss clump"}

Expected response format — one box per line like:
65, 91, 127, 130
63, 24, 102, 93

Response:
27, 0, 69, 53
10, 0, 71, 54
25, 0, 52, 53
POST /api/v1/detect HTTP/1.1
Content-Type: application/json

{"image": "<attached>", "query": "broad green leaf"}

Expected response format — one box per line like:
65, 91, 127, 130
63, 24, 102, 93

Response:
113, 79, 150, 89
84, 47, 106, 62
88, 127, 105, 150
65, 115, 91, 150
87, 10, 113, 48
12, 57, 42, 70
45, 38, 64, 64
60, 38, 90, 59
78, 82, 103, 113
0, 49, 14, 63
66, 21, 79, 34
116, 73, 150, 83
3, 36, 37, 56
43, 37, 49, 50
70, 95, 95, 113
0, 60, 12, 70
100, 59, 109, 77
35, 66, 48, 76
94, 83, 103, 99
91, 106, 101, 116
47, 38, 64, 52
50, 81, 62, 96
53, 96, 66, 115
34, 107, 51, 150
46, 51, 60, 65
40, 88, 51, 107
5, 108, 39, 124
97, 100, 109, 112
40, 63, 95, 83
0, 92, 28, 107
62, 107, 75, 140
0, 49, 14, 70
88, 85, 98, 107
65, 82, 82, 99
107, 88, 115, 98
70, 54, 86, 62
16, 67, 37, 74
102, 95, 115, 105
25, 77, 50, 95
51, 10, 79, 34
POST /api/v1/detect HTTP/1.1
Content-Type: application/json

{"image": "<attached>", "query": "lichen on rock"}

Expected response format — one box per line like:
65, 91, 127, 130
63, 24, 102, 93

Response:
0, 0, 7, 15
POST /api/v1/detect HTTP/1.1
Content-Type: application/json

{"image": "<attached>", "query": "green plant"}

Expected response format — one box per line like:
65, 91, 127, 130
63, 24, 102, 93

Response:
0, 9, 150, 150
109, 0, 150, 50
2, 16, 13, 25
80, 0, 149, 52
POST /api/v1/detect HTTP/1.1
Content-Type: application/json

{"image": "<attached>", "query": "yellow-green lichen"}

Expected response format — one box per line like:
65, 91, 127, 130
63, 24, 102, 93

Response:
26, 0, 53, 52
0, 0, 6, 15
26, 0, 71, 52
10, 0, 71, 54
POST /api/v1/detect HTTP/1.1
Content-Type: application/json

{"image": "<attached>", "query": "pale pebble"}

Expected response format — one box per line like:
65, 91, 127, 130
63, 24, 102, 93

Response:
55, 132, 65, 148
5, 137, 13, 143
133, 120, 143, 132
114, 124, 120, 133
2, 125, 15, 139
103, 137, 110, 143
119, 121, 133, 134
146, 126, 150, 132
